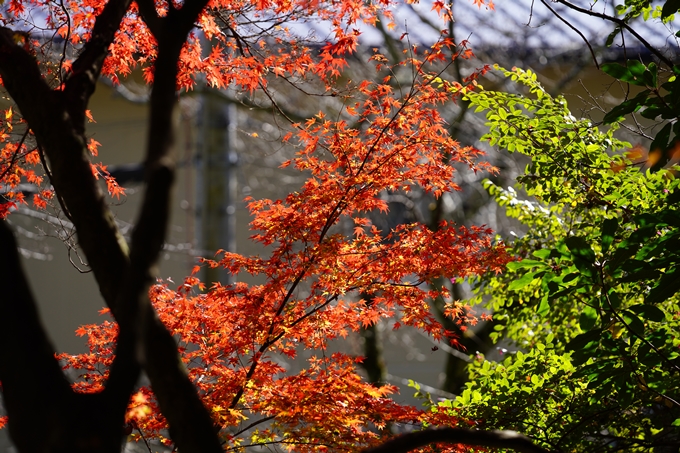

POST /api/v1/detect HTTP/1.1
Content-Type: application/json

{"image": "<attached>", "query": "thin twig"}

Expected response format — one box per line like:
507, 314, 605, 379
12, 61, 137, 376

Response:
553, 0, 674, 68
540, 0, 599, 70
58, 0, 71, 84
0, 128, 31, 182
37, 143, 73, 221
230, 415, 276, 438
133, 421, 153, 453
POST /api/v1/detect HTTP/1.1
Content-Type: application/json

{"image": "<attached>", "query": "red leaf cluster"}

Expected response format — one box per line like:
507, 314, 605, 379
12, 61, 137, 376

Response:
58, 46, 510, 450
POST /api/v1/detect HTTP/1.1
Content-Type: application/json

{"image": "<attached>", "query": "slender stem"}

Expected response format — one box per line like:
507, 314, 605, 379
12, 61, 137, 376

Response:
540, 0, 600, 70
553, 0, 674, 68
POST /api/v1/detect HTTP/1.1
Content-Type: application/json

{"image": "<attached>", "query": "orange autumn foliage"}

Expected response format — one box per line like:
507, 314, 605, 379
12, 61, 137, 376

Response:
59, 54, 509, 451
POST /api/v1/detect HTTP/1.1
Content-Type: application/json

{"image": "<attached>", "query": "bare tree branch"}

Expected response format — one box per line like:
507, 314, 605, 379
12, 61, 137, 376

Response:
539, 0, 600, 70
0, 27, 131, 311
135, 0, 162, 37
552, 0, 674, 68
0, 222, 126, 453
64, 0, 133, 131
0, 221, 73, 451
122, 1, 223, 452
361, 428, 556, 453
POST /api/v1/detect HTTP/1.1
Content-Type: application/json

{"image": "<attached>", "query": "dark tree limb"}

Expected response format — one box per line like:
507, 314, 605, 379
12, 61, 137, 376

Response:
134, 0, 162, 37
0, 222, 127, 453
552, 0, 675, 68
64, 0, 133, 132
361, 428, 556, 453
1, 1, 220, 450
103, 162, 175, 422
0, 221, 73, 452
128, 2, 222, 452
0, 26, 131, 312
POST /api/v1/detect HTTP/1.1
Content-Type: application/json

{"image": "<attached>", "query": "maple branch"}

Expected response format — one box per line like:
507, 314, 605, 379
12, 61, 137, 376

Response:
0, 221, 73, 451
64, 0, 133, 132
317, 58, 455, 243
227, 70, 455, 408
104, 161, 174, 419
123, 2, 222, 452
0, 26, 131, 310
0, 128, 30, 183
57, 0, 71, 84
361, 428, 555, 453
230, 257, 394, 409
135, 0, 162, 37
230, 415, 276, 438
276, 293, 340, 337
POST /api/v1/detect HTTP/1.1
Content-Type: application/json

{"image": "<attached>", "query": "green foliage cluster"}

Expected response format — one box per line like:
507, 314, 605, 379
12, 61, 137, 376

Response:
600, 60, 680, 170
605, 0, 679, 46
428, 67, 680, 452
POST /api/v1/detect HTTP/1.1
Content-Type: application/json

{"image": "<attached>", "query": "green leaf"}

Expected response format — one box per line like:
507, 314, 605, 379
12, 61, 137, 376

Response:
537, 294, 549, 316
647, 266, 680, 303
607, 290, 623, 310
562, 272, 580, 284
638, 343, 664, 367
532, 249, 551, 260
566, 237, 596, 278
647, 62, 658, 87
602, 90, 651, 124
640, 105, 665, 120
601, 217, 618, 254
567, 329, 602, 352
650, 122, 672, 159
627, 60, 646, 78
628, 304, 665, 322
608, 242, 640, 272
601, 62, 650, 86
507, 259, 547, 271
622, 310, 645, 336
662, 0, 680, 19
601, 63, 633, 81
605, 27, 621, 47
508, 271, 538, 291
619, 268, 662, 283
621, 259, 654, 274
579, 305, 598, 331
565, 237, 595, 263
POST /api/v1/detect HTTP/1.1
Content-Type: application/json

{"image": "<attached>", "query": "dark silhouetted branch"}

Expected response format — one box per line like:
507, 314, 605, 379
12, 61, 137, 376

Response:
64, 0, 133, 130
361, 428, 556, 453
552, 0, 674, 68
